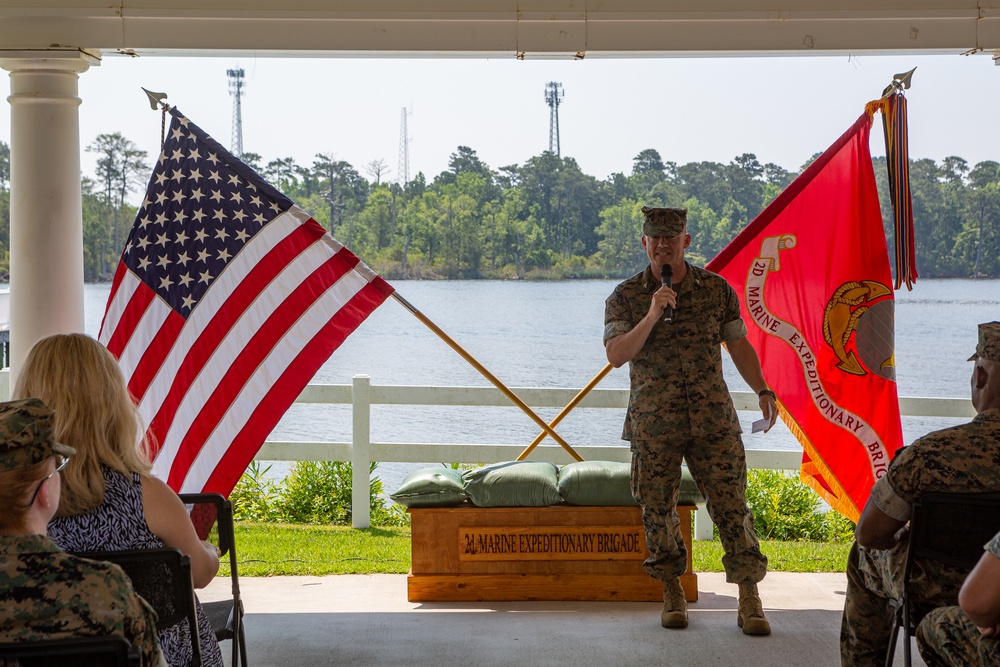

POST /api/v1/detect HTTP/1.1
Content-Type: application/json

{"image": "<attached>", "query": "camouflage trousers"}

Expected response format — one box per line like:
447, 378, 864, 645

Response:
841, 542, 965, 666
916, 606, 1000, 667
630, 432, 767, 584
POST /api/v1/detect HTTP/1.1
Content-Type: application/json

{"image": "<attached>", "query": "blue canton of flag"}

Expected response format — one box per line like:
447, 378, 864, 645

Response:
123, 116, 292, 316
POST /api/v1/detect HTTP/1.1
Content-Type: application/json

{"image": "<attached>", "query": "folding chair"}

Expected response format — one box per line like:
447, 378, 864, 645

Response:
74, 548, 202, 667
0, 635, 141, 667
179, 492, 248, 667
885, 491, 1000, 667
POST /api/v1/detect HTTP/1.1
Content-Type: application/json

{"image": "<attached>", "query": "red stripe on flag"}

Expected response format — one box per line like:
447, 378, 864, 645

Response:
164, 250, 363, 488
126, 310, 185, 406
104, 283, 157, 359
145, 222, 326, 447
100, 259, 132, 341
200, 279, 394, 494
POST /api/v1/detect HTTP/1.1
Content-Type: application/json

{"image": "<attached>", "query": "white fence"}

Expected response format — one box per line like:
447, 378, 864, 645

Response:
261, 375, 976, 539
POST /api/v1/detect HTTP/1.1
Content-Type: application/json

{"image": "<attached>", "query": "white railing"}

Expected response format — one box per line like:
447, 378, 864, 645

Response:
0, 368, 974, 538
262, 374, 976, 539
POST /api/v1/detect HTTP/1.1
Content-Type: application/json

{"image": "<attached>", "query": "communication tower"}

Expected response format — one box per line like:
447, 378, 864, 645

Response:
397, 107, 411, 185
544, 82, 565, 156
227, 67, 246, 157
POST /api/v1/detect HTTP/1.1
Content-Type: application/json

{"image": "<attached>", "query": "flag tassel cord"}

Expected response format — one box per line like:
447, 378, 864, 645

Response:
391, 292, 585, 462
515, 363, 613, 461
863, 68, 918, 291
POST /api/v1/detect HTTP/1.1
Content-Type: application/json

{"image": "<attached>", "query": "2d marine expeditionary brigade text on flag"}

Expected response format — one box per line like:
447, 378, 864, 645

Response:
706, 111, 904, 521
100, 107, 394, 496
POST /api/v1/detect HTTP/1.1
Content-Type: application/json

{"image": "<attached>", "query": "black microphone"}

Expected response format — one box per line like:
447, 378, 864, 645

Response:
660, 264, 673, 322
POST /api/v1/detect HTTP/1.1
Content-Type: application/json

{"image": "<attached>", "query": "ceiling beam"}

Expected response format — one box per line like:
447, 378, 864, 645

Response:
0, 1, 996, 58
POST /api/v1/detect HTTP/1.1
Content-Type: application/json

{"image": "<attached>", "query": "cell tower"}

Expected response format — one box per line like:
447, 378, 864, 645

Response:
544, 82, 565, 156
397, 106, 411, 185
227, 67, 246, 157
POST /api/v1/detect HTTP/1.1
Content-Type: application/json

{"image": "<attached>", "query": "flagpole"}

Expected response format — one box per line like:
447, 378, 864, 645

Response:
391, 292, 585, 462
515, 363, 613, 461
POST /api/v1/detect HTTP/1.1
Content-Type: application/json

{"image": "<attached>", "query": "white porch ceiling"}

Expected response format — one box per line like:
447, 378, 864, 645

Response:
0, 1, 997, 59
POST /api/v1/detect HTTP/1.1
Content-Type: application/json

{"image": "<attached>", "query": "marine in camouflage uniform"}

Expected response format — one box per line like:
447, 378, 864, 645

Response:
915, 530, 1000, 666
604, 207, 774, 634
0, 398, 165, 667
842, 322, 1000, 666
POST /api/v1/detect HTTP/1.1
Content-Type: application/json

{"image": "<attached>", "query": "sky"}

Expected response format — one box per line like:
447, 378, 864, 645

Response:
1, 52, 998, 195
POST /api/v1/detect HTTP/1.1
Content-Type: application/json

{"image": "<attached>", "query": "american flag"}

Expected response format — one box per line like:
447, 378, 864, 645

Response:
99, 107, 394, 495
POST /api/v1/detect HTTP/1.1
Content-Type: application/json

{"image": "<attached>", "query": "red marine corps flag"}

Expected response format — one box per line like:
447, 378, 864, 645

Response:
706, 111, 904, 521
100, 107, 394, 496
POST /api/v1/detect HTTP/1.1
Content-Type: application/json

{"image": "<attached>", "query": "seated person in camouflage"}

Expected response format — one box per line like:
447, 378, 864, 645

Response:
841, 321, 1000, 666
0, 398, 165, 667
916, 528, 1000, 666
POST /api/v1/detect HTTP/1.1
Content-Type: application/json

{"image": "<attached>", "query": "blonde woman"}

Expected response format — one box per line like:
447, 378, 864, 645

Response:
13, 333, 223, 667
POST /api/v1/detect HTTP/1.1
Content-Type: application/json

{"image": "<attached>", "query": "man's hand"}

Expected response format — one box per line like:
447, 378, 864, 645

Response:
757, 393, 778, 432
649, 284, 677, 319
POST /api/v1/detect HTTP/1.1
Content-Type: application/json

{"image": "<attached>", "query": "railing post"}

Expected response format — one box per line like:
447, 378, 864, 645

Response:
352, 374, 371, 529
695, 505, 714, 541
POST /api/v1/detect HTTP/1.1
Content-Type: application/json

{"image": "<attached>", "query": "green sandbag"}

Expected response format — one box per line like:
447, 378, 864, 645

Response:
558, 460, 637, 506
389, 466, 467, 508
462, 461, 561, 508
558, 460, 705, 506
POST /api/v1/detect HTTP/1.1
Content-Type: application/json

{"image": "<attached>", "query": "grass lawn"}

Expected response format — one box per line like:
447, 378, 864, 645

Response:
229, 522, 851, 576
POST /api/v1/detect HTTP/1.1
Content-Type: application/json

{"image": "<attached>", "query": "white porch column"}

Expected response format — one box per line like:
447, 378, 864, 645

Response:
0, 49, 99, 384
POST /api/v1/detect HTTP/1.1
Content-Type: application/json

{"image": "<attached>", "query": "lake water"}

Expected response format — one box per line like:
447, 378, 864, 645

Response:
80, 278, 998, 494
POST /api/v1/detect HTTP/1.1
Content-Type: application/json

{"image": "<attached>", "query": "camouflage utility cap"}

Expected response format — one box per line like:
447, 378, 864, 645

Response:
969, 321, 1000, 362
641, 207, 686, 237
0, 398, 75, 472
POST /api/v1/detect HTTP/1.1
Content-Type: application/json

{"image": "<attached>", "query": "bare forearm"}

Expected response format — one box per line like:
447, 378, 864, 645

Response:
960, 552, 1000, 629
606, 313, 658, 367
726, 337, 767, 394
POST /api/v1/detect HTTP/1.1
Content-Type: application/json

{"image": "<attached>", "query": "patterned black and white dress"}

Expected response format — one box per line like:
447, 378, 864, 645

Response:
48, 465, 224, 667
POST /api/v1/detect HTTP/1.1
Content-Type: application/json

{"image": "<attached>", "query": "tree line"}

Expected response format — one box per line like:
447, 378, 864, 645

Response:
0, 135, 997, 281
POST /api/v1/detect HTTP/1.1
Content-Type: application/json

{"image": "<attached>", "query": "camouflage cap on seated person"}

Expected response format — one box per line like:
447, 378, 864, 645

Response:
0, 398, 75, 472
641, 206, 687, 237
969, 321, 1000, 363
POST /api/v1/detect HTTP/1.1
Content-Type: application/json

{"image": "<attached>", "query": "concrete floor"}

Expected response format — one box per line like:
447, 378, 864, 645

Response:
200, 572, 926, 667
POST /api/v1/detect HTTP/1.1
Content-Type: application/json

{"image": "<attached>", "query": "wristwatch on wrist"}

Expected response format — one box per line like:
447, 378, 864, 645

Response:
758, 389, 777, 401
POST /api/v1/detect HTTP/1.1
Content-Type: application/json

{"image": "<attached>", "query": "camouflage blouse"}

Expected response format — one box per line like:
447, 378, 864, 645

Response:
604, 262, 747, 442
0, 534, 164, 667
871, 409, 1000, 522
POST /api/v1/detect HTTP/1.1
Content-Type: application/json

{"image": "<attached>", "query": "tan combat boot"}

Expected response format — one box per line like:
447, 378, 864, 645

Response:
737, 583, 771, 635
661, 578, 688, 628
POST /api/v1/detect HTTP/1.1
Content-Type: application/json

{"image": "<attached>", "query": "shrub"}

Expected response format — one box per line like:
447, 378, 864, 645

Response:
230, 461, 284, 523
744, 469, 856, 542
230, 460, 408, 527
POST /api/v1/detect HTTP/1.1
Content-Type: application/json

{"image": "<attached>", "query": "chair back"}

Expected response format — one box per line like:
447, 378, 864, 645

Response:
75, 547, 202, 667
907, 492, 1000, 571
0, 635, 140, 667
888, 491, 1000, 667
179, 492, 247, 667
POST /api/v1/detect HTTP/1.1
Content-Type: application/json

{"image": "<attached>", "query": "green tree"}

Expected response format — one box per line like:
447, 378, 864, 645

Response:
86, 132, 148, 276
960, 161, 1000, 277
596, 200, 644, 276
263, 157, 300, 193
630, 148, 667, 197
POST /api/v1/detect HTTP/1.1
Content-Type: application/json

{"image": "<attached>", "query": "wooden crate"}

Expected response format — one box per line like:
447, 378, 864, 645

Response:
408, 504, 697, 602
